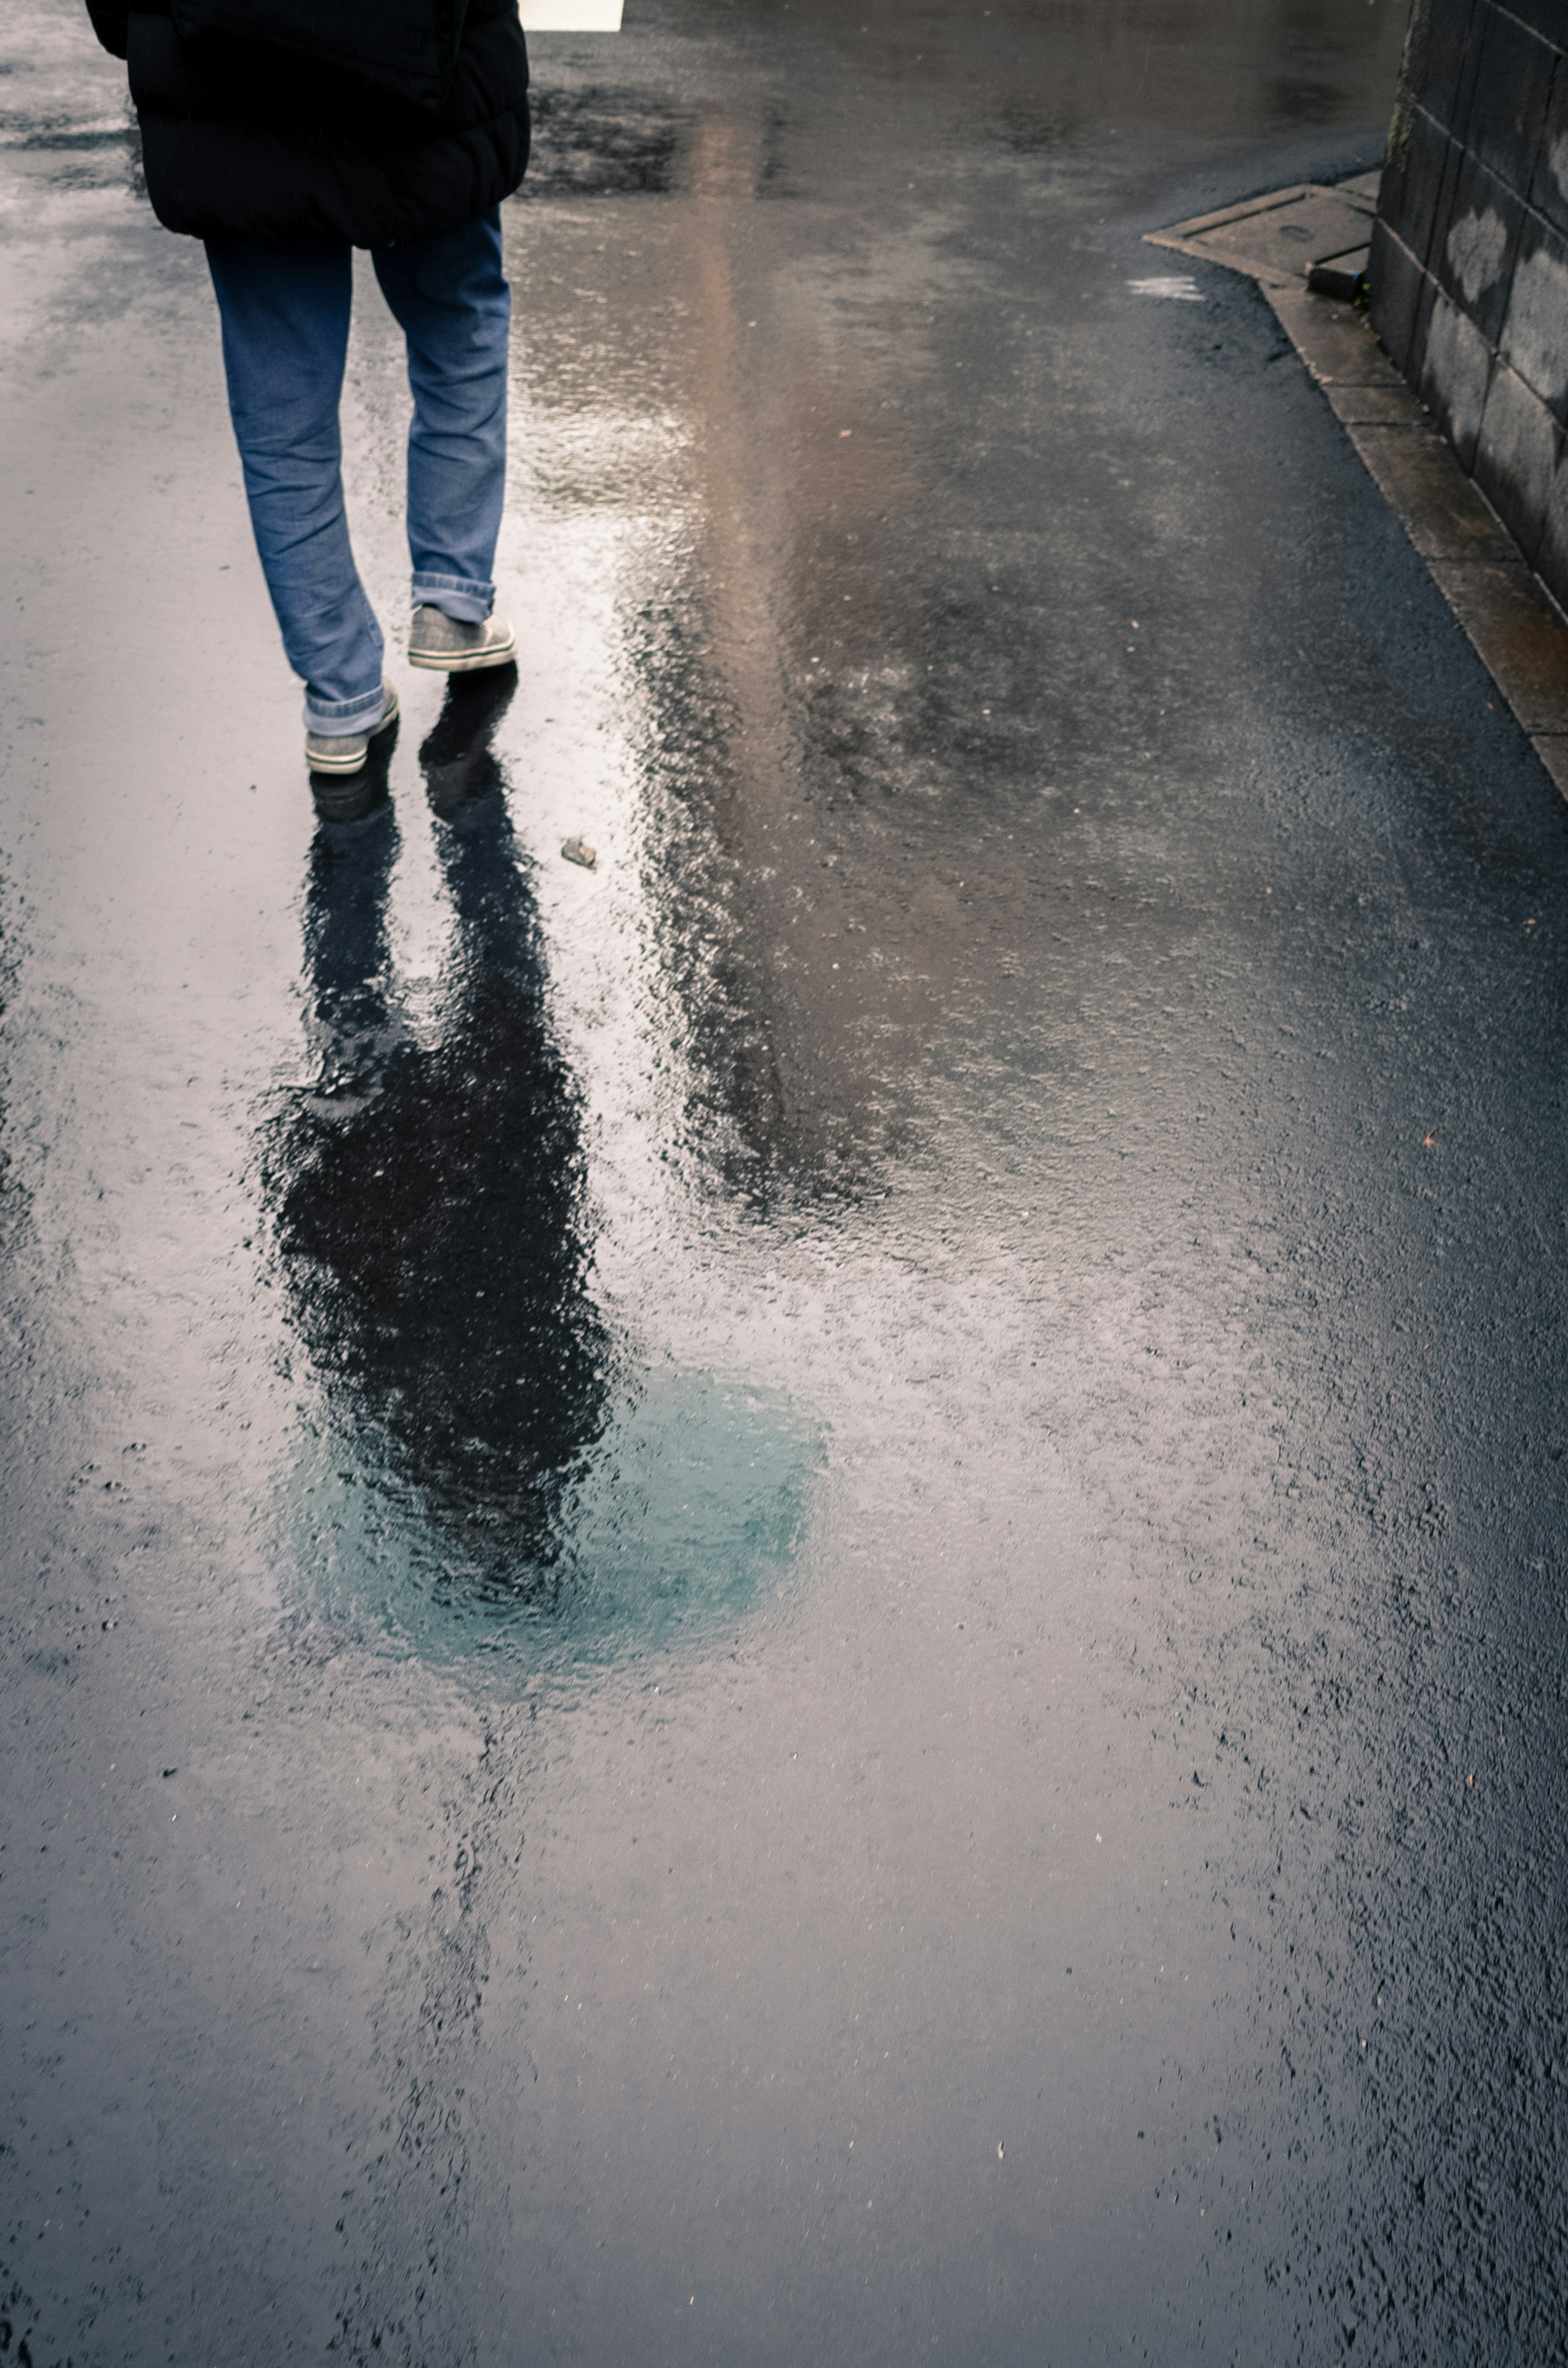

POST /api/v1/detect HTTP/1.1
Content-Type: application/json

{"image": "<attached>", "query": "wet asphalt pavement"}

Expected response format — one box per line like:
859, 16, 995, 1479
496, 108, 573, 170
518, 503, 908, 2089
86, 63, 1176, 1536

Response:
4, 2, 1568, 2361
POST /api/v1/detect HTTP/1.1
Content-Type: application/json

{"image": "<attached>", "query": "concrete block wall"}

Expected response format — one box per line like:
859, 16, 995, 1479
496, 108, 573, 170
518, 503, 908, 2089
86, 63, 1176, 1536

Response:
1372, 0, 1568, 606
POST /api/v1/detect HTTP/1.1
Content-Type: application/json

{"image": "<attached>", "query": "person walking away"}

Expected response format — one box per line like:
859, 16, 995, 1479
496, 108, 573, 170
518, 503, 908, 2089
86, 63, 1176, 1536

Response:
84, 0, 530, 785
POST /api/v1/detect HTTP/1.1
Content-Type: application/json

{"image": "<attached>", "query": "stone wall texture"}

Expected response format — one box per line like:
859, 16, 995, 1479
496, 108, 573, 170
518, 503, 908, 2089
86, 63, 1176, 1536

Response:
1372, 0, 1568, 606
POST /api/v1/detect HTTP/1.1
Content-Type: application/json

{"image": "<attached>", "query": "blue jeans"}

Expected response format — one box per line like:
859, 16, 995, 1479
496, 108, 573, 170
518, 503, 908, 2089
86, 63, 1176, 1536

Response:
205, 210, 510, 736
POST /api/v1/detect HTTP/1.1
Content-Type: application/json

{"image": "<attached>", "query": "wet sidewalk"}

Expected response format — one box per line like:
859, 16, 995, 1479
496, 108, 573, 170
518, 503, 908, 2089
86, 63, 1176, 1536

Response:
2, 2, 1565, 2362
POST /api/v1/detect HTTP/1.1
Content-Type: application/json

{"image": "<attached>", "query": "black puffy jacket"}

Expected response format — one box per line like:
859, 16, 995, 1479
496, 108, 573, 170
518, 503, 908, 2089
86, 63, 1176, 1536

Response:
85, 0, 529, 248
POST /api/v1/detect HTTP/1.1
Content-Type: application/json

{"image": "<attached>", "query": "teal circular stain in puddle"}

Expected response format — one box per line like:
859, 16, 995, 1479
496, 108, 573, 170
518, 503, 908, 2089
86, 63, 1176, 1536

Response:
270, 1364, 824, 1668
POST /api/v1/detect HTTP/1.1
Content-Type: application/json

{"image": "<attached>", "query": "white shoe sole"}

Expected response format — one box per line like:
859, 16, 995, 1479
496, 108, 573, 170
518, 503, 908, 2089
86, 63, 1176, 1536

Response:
408, 626, 517, 673
308, 743, 370, 776
306, 683, 399, 774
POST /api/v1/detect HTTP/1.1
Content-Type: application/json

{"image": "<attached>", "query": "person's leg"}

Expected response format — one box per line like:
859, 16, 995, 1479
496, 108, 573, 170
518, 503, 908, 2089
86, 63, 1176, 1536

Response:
372, 208, 511, 625
205, 236, 387, 737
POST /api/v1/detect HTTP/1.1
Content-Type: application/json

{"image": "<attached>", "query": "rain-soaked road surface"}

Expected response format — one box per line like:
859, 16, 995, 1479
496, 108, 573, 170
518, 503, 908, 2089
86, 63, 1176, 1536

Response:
4, 2, 1567, 2361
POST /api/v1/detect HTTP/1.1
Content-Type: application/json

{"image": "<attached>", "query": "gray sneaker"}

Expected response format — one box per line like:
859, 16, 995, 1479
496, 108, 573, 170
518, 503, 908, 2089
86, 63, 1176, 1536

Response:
305, 679, 399, 776
408, 604, 517, 673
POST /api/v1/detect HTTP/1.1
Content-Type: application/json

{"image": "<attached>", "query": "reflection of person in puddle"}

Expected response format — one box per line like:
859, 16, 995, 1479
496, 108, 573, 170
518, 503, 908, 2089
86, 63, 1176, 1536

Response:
267, 671, 610, 1594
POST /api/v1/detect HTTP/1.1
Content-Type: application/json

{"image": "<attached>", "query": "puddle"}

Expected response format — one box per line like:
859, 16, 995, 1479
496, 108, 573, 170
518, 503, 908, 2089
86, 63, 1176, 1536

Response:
270, 1361, 825, 1669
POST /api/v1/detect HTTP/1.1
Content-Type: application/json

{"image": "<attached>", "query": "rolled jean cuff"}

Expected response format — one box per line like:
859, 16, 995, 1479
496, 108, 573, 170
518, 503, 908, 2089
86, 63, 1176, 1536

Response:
303, 680, 387, 736
412, 571, 494, 624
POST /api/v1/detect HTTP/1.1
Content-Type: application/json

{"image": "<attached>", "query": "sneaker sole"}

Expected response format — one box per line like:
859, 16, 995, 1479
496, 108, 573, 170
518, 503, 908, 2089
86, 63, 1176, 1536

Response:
306, 687, 399, 774
307, 743, 371, 775
408, 631, 517, 673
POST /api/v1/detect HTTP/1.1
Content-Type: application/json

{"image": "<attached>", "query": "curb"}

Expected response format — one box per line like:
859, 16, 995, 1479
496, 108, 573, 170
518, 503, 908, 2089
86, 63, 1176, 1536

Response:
1147, 179, 1568, 803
